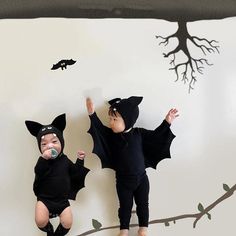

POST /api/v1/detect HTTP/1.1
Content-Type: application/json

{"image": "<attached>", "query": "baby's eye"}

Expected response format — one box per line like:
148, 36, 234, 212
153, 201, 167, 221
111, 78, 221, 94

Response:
41, 143, 46, 146
52, 140, 58, 144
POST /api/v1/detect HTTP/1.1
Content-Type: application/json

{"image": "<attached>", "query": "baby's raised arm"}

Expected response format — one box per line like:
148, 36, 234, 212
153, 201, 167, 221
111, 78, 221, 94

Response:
86, 97, 95, 115
77, 150, 86, 160
165, 108, 179, 124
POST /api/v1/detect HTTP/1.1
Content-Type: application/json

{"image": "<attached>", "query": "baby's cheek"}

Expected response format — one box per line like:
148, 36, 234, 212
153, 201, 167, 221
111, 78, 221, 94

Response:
40, 146, 45, 152
55, 145, 62, 153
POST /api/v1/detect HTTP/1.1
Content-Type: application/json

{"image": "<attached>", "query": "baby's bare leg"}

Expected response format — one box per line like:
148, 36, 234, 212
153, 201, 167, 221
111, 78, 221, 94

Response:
59, 206, 73, 228
54, 206, 72, 235
35, 201, 54, 234
35, 201, 50, 227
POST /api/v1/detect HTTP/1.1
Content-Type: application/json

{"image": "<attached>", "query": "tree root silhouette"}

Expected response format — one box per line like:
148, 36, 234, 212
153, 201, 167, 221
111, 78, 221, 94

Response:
76, 183, 236, 235
156, 21, 219, 92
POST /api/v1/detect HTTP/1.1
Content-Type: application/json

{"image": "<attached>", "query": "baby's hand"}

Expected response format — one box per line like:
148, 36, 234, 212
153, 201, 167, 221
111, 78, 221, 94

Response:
77, 150, 86, 160
165, 108, 179, 124
86, 97, 95, 115
42, 149, 52, 160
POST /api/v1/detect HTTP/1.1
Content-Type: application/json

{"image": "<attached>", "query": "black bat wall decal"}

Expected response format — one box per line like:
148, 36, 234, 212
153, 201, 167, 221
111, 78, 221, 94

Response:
51, 59, 76, 70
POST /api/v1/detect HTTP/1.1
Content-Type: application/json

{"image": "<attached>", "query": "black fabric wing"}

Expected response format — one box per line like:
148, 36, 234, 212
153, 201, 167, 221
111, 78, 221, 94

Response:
140, 120, 176, 169
69, 158, 90, 200
87, 113, 114, 169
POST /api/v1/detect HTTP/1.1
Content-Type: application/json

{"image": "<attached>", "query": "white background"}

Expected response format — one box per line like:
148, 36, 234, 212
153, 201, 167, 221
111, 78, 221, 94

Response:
0, 17, 236, 235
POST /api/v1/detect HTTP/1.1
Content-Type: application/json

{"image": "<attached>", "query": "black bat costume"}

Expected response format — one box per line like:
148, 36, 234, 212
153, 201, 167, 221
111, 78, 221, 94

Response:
25, 114, 90, 236
87, 96, 175, 230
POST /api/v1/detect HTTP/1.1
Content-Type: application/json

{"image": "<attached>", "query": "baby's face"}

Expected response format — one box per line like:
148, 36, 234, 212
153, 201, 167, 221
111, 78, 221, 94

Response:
40, 133, 61, 154
109, 112, 125, 133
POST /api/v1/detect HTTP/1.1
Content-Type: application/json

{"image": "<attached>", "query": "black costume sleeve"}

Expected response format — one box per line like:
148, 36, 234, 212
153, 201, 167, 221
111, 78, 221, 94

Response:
68, 157, 90, 200
87, 112, 114, 169
140, 120, 176, 169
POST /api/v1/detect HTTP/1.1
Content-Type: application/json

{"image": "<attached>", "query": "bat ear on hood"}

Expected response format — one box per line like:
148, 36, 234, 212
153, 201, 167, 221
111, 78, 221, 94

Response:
51, 113, 66, 132
127, 96, 143, 107
25, 114, 66, 154
25, 120, 43, 137
108, 96, 143, 130
108, 98, 121, 105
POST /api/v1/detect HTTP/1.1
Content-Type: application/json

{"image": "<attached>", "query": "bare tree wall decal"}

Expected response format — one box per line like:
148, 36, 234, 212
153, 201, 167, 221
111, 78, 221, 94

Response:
156, 21, 220, 92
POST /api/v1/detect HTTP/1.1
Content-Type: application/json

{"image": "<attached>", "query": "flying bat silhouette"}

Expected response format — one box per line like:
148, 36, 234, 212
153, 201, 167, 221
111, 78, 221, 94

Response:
51, 59, 76, 70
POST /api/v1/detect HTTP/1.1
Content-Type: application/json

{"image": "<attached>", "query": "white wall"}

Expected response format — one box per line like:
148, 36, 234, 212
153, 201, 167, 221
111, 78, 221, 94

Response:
0, 17, 236, 236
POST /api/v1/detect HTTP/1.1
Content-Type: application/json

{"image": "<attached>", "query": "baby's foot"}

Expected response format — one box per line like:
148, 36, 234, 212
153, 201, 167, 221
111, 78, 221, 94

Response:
137, 227, 147, 236
118, 229, 129, 236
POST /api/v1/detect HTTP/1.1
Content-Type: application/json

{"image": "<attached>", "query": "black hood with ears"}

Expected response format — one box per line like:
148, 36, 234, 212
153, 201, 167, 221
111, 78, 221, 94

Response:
25, 114, 66, 153
108, 96, 143, 131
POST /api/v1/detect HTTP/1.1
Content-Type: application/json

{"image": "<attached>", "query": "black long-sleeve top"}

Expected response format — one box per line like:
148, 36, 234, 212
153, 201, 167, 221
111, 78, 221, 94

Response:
110, 129, 146, 176
33, 154, 89, 200
88, 112, 174, 179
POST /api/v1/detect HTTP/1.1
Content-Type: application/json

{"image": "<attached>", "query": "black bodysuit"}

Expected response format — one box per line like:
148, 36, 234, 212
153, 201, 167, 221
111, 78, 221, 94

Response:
34, 154, 89, 217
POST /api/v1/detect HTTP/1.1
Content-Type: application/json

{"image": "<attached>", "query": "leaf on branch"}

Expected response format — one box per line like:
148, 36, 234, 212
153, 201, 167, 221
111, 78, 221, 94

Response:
92, 219, 102, 230
164, 222, 170, 227
223, 183, 230, 192
198, 203, 204, 213
207, 213, 211, 220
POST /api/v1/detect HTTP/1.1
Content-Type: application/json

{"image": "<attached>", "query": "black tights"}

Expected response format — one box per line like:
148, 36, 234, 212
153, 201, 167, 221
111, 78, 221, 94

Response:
116, 174, 149, 229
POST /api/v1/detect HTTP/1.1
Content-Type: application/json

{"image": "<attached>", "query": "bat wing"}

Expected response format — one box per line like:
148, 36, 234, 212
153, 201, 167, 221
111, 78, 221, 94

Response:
141, 120, 176, 169
66, 59, 76, 65
69, 163, 90, 200
88, 113, 115, 170
51, 62, 61, 70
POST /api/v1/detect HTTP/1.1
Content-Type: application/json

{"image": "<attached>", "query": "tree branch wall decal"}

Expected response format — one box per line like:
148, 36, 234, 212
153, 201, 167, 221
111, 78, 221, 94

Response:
76, 183, 236, 236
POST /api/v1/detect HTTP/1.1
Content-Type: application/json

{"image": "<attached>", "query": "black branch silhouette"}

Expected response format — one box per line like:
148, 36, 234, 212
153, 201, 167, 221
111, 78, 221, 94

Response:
76, 183, 236, 236
156, 21, 220, 92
